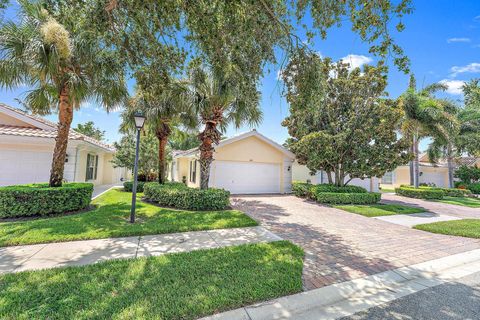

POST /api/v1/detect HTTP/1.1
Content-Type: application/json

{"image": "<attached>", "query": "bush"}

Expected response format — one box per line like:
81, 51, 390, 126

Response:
292, 182, 314, 198
467, 183, 480, 195
123, 181, 146, 192
311, 184, 367, 194
0, 183, 93, 218
314, 192, 381, 204
418, 186, 472, 197
143, 183, 230, 210
395, 187, 444, 200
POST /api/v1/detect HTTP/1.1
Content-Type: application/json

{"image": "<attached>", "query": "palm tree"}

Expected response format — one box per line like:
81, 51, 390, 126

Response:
188, 66, 262, 189
0, 1, 127, 187
427, 100, 460, 188
121, 81, 195, 184
399, 75, 453, 188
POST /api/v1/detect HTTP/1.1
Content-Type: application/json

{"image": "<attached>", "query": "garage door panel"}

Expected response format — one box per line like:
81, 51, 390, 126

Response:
0, 150, 52, 186
211, 161, 280, 194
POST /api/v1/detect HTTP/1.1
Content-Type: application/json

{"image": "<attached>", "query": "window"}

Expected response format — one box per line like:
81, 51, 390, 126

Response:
382, 171, 394, 184
86, 154, 99, 180
189, 160, 197, 183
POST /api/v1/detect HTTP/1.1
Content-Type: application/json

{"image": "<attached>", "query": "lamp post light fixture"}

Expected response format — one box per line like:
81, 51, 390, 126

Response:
130, 111, 146, 223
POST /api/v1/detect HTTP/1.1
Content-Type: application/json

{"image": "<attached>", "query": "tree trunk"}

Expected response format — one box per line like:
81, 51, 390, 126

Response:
447, 144, 454, 189
198, 121, 221, 190
413, 134, 420, 188
49, 88, 73, 187
156, 122, 171, 184
409, 141, 415, 186
326, 171, 333, 184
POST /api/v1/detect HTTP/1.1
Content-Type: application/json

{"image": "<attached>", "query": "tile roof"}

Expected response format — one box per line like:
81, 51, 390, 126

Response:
0, 104, 115, 152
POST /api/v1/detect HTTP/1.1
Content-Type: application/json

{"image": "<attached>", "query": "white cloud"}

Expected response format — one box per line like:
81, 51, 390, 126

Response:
439, 79, 465, 95
447, 37, 471, 43
450, 62, 480, 76
474, 15, 480, 21
340, 54, 372, 70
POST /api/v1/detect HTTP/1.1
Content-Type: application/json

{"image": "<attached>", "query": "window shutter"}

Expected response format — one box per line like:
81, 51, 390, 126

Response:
94, 155, 99, 179
86, 154, 90, 181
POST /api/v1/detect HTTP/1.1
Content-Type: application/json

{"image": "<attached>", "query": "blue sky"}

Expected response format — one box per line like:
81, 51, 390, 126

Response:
1, 1, 480, 151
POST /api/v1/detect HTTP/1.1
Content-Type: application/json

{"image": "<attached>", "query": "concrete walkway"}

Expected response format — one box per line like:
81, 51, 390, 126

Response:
92, 183, 123, 199
0, 226, 281, 274
202, 248, 480, 320
373, 212, 462, 228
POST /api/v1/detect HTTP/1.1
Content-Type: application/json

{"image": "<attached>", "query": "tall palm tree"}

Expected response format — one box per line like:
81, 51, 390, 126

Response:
399, 75, 452, 188
0, 1, 127, 186
188, 66, 262, 189
427, 100, 460, 188
121, 81, 195, 184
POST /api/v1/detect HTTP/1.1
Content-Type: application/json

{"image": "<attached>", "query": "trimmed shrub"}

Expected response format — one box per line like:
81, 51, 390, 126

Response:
0, 183, 93, 218
292, 182, 314, 198
314, 192, 381, 204
311, 184, 367, 194
466, 183, 480, 195
123, 181, 146, 192
395, 187, 444, 200
418, 186, 472, 197
143, 183, 230, 210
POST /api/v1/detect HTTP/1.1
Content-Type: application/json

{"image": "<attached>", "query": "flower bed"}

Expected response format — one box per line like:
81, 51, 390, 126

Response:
0, 183, 93, 218
143, 183, 230, 210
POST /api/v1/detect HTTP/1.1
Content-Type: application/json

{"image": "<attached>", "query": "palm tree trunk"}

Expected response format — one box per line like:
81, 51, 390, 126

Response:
413, 134, 420, 188
156, 122, 171, 185
409, 141, 415, 186
447, 144, 454, 189
49, 88, 73, 187
198, 121, 221, 190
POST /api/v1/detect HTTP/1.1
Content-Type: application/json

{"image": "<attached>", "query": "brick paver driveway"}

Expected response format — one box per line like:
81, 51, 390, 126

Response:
232, 195, 480, 290
382, 193, 480, 219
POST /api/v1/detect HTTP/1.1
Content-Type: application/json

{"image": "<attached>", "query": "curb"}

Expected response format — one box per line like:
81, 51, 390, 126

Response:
201, 248, 480, 320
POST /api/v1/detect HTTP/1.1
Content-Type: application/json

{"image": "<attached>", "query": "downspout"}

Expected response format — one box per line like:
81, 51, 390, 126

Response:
73, 146, 79, 182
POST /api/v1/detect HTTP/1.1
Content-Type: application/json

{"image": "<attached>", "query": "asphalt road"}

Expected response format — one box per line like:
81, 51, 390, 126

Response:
340, 271, 480, 320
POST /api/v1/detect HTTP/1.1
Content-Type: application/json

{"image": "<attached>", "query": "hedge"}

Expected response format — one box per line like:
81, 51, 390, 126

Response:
0, 183, 93, 218
143, 183, 230, 210
311, 184, 367, 194
395, 187, 444, 200
123, 181, 146, 192
468, 183, 480, 195
292, 182, 314, 198
314, 192, 381, 205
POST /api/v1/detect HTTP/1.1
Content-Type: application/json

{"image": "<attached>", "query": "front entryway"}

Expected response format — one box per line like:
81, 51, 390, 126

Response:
209, 160, 281, 194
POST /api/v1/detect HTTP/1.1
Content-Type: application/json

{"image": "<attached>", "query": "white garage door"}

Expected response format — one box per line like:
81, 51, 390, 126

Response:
420, 171, 446, 188
0, 150, 52, 186
210, 161, 281, 194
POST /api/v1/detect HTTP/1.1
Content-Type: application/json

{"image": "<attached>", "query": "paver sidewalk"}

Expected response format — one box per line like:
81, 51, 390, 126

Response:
382, 193, 480, 219
0, 226, 281, 274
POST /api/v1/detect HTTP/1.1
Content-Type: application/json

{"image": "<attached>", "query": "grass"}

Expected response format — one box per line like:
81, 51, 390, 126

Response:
380, 188, 396, 193
414, 219, 480, 238
0, 241, 304, 320
334, 203, 426, 217
434, 196, 480, 208
0, 189, 257, 247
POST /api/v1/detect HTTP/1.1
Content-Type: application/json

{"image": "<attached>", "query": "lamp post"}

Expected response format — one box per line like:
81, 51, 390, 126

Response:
130, 111, 146, 223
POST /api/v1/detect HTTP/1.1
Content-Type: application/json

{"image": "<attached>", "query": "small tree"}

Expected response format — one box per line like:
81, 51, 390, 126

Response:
457, 79, 480, 156
0, 1, 127, 186
282, 51, 411, 186
74, 121, 105, 141
112, 133, 159, 181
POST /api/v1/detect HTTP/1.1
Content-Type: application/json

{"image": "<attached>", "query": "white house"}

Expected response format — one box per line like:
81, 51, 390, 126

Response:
0, 103, 128, 187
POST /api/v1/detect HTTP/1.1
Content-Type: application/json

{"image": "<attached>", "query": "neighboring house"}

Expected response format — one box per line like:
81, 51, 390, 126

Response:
0, 103, 128, 186
168, 130, 295, 194
380, 154, 480, 188
292, 161, 380, 192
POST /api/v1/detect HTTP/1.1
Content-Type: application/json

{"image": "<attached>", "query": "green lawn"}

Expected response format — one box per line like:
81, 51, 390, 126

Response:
414, 219, 480, 238
334, 203, 426, 217
0, 241, 303, 320
434, 196, 480, 208
0, 189, 257, 247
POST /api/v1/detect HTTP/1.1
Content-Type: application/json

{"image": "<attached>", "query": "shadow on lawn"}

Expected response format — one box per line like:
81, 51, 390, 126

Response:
231, 196, 398, 290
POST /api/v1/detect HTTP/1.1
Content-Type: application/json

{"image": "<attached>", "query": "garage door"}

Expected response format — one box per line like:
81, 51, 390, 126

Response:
420, 170, 446, 188
210, 161, 281, 194
0, 150, 51, 186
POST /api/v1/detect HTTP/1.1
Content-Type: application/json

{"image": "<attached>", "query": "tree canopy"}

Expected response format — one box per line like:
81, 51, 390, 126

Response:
282, 50, 411, 186
74, 121, 105, 141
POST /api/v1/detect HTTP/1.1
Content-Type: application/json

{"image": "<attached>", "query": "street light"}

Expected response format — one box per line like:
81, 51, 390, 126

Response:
130, 111, 146, 223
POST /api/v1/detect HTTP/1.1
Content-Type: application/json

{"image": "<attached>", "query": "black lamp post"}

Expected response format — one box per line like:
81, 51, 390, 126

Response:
130, 111, 146, 223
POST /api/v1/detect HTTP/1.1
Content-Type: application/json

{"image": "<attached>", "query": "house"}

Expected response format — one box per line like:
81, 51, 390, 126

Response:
379, 154, 480, 189
292, 161, 380, 192
0, 103, 128, 187
169, 130, 295, 194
